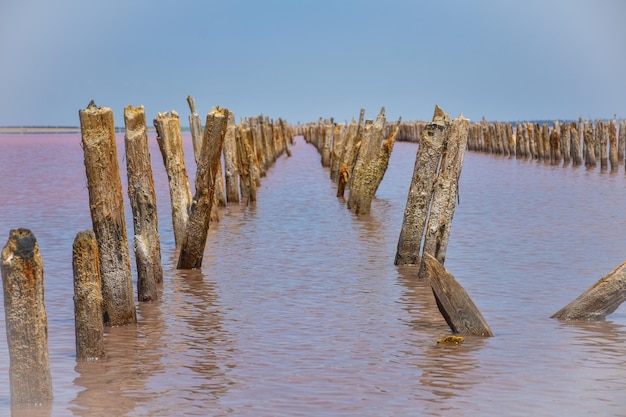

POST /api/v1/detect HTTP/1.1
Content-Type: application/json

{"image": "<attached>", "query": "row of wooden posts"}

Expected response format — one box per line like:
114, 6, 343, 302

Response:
299, 105, 626, 334
391, 117, 626, 171
299, 105, 493, 337
1, 98, 293, 406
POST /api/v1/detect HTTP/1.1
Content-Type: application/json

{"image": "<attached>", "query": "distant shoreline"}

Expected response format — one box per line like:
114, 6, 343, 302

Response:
0, 126, 159, 134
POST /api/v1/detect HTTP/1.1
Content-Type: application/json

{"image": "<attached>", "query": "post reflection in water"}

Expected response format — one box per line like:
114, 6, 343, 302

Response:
396, 266, 487, 415
70, 263, 232, 416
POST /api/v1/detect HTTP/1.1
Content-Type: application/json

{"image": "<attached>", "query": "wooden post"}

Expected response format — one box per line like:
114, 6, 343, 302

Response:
2, 229, 53, 404
237, 121, 258, 205
599, 120, 608, 170
329, 123, 345, 182
570, 122, 583, 166
560, 122, 571, 165
336, 114, 362, 198
586, 122, 597, 168
608, 119, 618, 172
177, 106, 230, 269
420, 114, 469, 268
422, 253, 494, 336
394, 105, 450, 266
72, 230, 105, 360
154, 110, 192, 248
223, 112, 240, 204
124, 105, 163, 302
552, 260, 626, 320
186, 96, 203, 165
550, 121, 561, 164
618, 120, 625, 164
80, 102, 137, 326
321, 120, 332, 167
348, 110, 401, 215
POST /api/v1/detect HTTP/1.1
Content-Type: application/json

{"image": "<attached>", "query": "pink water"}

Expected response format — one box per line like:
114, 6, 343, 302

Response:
1, 133, 626, 416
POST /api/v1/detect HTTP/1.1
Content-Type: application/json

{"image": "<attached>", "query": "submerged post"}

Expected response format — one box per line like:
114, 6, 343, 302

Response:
79, 101, 137, 326
2, 229, 53, 405
72, 230, 105, 360
395, 105, 450, 266
178, 106, 230, 269
124, 105, 163, 302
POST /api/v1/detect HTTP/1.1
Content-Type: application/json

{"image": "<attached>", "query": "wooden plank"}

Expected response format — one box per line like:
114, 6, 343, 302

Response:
422, 253, 494, 337
552, 260, 626, 320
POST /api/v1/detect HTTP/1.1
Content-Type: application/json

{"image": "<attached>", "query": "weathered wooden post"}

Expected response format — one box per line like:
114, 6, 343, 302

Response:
552, 260, 626, 320
178, 106, 230, 269
608, 119, 618, 172
154, 110, 192, 248
560, 122, 571, 165
337, 109, 365, 198
570, 122, 583, 166
124, 105, 163, 302
73, 230, 105, 360
618, 120, 625, 164
420, 114, 469, 267
321, 120, 333, 167
2, 229, 53, 404
79, 102, 137, 326
348, 109, 401, 215
187, 96, 203, 163
223, 112, 240, 203
599, 120, 608, 170
236, 121, 258, 205
395, 105, 450, 266
422, 253, 493, 336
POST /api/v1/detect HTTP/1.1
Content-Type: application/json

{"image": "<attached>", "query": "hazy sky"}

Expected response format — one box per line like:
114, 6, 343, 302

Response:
0, 0, 624, 126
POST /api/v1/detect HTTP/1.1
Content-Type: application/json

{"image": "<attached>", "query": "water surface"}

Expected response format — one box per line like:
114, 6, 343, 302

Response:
1, 134, 626, 416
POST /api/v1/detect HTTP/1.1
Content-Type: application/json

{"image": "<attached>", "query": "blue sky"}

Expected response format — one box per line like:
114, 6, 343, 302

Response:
0, 0, 624, 126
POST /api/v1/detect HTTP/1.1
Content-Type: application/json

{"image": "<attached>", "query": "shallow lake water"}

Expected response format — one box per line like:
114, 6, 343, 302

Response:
1, 133, 626, 416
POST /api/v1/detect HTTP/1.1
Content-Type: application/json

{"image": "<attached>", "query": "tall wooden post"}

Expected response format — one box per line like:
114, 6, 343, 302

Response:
420, 114, 469, 267
79, 102, 137, 326
178, 107, 230, 269
124, 105, 163, 302
72, 230, 105, 360
154, 110, 192, 248
2, 229, 53, 404
395, 105, 450, 266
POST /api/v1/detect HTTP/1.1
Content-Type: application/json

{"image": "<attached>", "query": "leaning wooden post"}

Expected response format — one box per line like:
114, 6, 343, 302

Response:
552, 260, 626, 320
124, 105, 163, 302
395, 105, 450, 266
72, 230, 105, 360
79, 102, 137, 326
186, 95, 203, 165
2, 229, 53, 404
154, 110, 192, 248
422, 253, 494, 336
420, 114, 469, 268
178, 106, 229, 269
